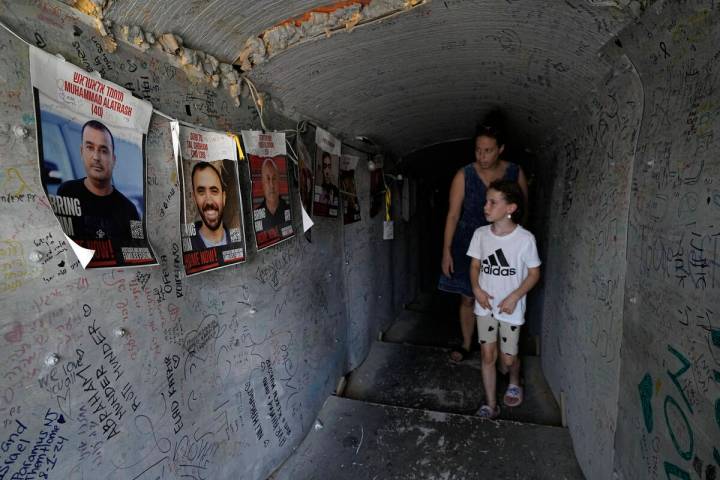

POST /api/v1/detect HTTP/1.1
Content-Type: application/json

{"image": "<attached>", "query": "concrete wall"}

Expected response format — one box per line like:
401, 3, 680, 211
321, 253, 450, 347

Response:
539, 52, 643, 480
540, 1, 720, 479
0, 3, 413, 479
613, 2, 720, 479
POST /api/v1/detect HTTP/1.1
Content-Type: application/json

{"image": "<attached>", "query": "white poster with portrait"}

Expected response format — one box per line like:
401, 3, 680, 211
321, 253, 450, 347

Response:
30, 46, 156, 268
313, 127, 341, 218
176, 124, 247, 276
339, 154, 361, 225
240, 131, 295, 250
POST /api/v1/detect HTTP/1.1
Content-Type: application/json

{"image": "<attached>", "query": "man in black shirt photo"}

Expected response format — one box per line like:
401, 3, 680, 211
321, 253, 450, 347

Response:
56, 120, 140, 240
257, 157, 290, 232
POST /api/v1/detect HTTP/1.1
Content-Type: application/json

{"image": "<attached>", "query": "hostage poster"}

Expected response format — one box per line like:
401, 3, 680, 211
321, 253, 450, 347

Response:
313, 127, 340, 218
296, 135, 314, 214
176, 124, 247, 275
30, 46, 156, 268
339, 153, 361, 225
241, 131, 295, 250
370, 154, 385, 218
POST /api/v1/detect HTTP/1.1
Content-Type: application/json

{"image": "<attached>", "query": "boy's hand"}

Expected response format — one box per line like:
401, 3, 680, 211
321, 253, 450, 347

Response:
473, 287, 493, 310
498, 293, 519, 315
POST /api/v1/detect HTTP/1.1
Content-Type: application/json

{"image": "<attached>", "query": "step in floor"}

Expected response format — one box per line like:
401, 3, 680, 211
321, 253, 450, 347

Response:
383, 309, 461, 349
270, 396, 583, 480
403, 291, 436, 313
343, 342, 562, 426
384, 309, 539, 356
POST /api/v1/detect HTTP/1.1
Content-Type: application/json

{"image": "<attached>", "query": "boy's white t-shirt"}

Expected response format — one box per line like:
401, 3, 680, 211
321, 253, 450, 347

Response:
466, 225, 541, 325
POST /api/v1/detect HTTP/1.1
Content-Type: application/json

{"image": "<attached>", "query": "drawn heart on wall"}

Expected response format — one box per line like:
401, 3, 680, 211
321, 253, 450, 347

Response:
4, 323, 23, 343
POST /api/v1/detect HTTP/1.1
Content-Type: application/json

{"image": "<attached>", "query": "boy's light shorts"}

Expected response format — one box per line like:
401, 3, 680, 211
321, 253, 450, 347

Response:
476, 314, 521, 356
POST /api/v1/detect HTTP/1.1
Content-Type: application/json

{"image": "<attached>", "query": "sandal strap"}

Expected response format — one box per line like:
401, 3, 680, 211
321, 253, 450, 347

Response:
505, 384, 522, 397
477, 405, 499, 418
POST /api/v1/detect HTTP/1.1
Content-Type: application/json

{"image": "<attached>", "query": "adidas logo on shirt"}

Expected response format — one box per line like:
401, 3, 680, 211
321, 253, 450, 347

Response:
482, 249, 516, 276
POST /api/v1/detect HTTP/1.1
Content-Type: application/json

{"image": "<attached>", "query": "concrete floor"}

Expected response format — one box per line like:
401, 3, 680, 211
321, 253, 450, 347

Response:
343, 342, 562, 425
270, 295, 582, 479
271, 397, 583, 480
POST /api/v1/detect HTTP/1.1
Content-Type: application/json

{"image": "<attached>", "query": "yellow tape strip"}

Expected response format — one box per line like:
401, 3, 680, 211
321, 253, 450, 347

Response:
229, 133, 245, 160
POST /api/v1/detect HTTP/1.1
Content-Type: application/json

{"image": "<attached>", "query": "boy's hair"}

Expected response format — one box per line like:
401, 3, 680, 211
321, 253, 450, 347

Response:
488, 179, 524, 224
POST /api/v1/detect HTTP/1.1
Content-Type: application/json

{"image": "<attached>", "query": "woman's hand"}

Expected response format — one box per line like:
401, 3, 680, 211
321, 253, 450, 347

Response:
441, 251, 454, 277
473, 287, 493, 310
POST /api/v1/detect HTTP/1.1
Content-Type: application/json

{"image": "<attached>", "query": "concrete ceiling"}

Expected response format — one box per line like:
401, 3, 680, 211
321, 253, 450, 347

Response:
104, 0, 638, 156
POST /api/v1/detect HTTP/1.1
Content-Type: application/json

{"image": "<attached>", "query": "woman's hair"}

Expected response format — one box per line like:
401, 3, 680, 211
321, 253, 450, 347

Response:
488, 179, 523, 224
474, 124, 504, 147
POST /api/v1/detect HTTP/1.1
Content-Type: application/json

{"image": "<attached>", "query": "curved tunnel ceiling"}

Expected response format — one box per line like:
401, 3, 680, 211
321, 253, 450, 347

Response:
103, 1, 638, 156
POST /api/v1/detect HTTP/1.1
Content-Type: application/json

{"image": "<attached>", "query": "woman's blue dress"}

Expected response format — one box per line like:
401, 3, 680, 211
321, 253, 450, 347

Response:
438, 162, 519, 297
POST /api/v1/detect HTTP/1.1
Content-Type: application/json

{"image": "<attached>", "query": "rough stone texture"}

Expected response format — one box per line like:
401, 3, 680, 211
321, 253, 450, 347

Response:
103, 1, 328, 63
271, 396, 583, 480
0, 2, 413, 479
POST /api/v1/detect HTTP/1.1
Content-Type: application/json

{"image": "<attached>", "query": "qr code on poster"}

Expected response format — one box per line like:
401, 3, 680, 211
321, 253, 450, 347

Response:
229, 228, 242, 243
130, 220, 144, 239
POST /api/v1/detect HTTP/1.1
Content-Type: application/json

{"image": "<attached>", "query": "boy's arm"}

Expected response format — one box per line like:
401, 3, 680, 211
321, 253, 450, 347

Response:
514, 266, 540, 299
469, 257, 493, 310
498, 267, 540, 314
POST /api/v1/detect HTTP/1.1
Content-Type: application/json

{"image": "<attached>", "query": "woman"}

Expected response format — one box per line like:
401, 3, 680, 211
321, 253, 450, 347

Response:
439, 126, 528, 363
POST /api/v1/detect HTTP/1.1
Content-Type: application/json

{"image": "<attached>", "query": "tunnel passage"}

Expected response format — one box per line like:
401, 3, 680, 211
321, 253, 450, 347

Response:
0, 1, 719, 479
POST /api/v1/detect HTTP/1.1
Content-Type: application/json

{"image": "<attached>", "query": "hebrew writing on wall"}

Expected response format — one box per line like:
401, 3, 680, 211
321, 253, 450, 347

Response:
0, 2, 408, 479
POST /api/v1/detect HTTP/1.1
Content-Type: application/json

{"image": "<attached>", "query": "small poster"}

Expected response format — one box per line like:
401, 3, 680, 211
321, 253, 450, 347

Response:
296, 135, 314, 213
340, 154, 361, 225
370, 155, 385, 219
241, 131, 295, 250
30, 46, 156, 268
313, 127, 341, 217
176, 124, 246, 275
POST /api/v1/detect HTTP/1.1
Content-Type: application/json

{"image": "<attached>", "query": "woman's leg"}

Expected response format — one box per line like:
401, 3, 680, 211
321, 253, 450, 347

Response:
450, 295, 475, 362
459, 294, 475, 351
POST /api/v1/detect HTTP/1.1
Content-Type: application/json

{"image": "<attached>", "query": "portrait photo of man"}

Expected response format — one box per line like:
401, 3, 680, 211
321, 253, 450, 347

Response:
317, 151, 339, 205
178, 126, 246, 275
56, 120, 140, 240
258, 157, 290, 231
313, 149, 340, 218
32, 47, 155, 268
189, 161, 231, 250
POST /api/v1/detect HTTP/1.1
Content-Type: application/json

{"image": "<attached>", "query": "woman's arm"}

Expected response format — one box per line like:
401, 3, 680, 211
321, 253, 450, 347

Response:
518, 167, 529, 225
441, 170, 465, 277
